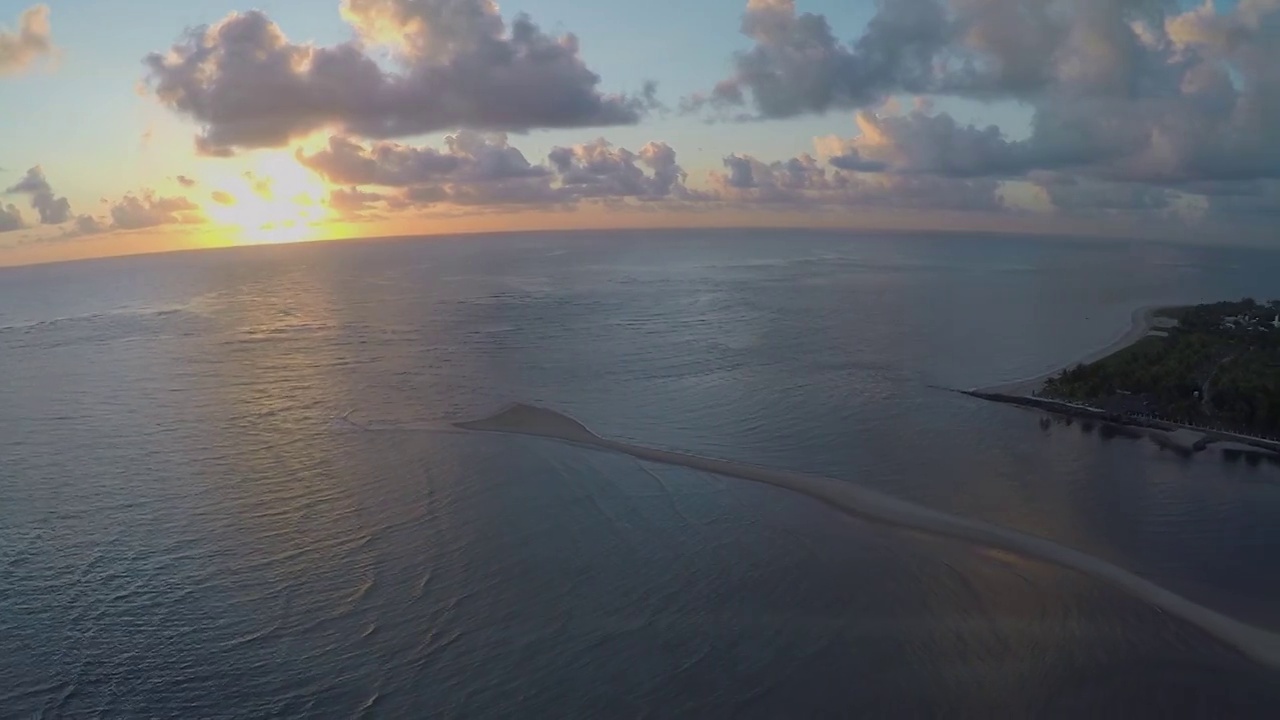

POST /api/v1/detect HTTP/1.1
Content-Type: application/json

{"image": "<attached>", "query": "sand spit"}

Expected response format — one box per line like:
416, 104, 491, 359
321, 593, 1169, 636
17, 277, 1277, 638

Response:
459, 403, 1280, 669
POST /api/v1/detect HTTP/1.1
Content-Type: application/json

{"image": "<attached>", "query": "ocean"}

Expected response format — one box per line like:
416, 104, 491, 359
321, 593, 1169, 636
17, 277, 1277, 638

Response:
2, 229, 1278, 718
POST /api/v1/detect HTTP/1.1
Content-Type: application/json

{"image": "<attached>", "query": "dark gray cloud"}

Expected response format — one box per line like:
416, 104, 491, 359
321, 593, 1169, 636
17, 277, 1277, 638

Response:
299, 131, 698, 209
5, 166, 72, 224
144, 0, 651, 155
0, 4, 53, 76
1200, 180, 1280, 220
176, 175, 197, 187
109, 192, 201, 230
0, 203, 22, 232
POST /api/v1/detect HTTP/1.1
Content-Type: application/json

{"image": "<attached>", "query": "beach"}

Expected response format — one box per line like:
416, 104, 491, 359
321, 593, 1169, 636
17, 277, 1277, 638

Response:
974, 305, 1168, 397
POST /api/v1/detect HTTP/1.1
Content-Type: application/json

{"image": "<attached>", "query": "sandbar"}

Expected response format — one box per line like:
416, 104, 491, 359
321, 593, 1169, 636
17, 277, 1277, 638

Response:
459, 403, 1280, 669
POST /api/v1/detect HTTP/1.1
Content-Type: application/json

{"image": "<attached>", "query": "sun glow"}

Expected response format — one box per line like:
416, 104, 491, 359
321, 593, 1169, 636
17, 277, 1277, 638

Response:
202, 152, 333, 244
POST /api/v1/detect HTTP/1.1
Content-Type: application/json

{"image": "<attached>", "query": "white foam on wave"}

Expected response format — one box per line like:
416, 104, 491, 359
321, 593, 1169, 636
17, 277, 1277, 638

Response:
457, 403, 1280, 669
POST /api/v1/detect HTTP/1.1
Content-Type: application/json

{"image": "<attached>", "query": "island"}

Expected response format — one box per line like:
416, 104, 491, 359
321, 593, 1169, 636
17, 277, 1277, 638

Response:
967, 299, 1280, 456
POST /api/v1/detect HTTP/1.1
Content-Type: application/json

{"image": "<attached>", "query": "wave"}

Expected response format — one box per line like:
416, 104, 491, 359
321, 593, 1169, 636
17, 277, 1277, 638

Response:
456, 403, 1280, 669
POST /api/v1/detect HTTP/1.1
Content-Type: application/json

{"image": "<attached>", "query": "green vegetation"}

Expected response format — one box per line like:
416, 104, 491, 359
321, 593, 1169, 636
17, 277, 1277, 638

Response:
1043, 299, 1280, 435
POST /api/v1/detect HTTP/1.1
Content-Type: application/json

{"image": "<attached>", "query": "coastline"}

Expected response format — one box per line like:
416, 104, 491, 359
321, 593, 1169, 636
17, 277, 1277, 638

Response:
963, 303, 1280, 456
973, 305, 1166, 397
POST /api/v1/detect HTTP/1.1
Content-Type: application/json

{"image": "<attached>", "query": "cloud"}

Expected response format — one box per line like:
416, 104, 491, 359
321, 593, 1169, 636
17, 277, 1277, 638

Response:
109, 192, 202, 230
63, 192, 204, 239
1029, 171, 1177, 213
828, 151, 888, 173
818, 110, 1034, 178
298, 131, 699, 209
299, 128, 1008, 217
0, 203, 22, 232
298, 135, 465, 186
0, 4, 54, 76
548, 139, 696, 201
73, 214, 106, 235
691, 0, 950, 118
700, 0, 1181, 116
1199, 180, 1280, 221
0, 162, 206, 240
709, 151, 1006, 211
176, 175, 197, 187
694, 0, 1280, 212
211, 190, 235, 205
326, 187, 392, 220
143, 0, 651, 155
5, 166, 72, 224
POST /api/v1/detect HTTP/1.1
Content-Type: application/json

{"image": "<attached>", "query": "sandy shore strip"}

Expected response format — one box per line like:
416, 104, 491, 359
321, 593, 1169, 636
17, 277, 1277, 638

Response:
974, 305, 1170, 397
458, 403, 1280, 669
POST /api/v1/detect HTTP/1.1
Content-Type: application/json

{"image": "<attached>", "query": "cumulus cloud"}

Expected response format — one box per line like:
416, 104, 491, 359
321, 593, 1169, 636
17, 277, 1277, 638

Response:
299, 131, 699, 210
211, 190, 235, 205
549, 139, 694, 201
0, 203, 22, 232
68, 192, 203, 237
176, 175, 197, 187
692, 0, 1280, 220
818, 110, 1035, 178
143, 0, 651, 155
709, 151, 1005, 211
1199, 180, 1280, 221
326, 187, 393, 220
1029, 171, 1176, 213
0, 4, 54, 76
298, 135, 467, 186
700, 0, 1178, 116
5, 166, 72, 224
109, 192, 202, 230
73, 214, 106, 235
689, 0, 949, 117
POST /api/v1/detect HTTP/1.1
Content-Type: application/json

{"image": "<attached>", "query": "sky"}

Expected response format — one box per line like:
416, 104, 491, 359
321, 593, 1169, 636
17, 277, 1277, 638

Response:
0, 0, 1277, 265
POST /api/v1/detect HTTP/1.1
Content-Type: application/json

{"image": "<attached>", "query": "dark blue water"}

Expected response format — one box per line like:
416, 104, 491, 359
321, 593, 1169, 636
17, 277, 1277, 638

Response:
2, 230, 1279, 717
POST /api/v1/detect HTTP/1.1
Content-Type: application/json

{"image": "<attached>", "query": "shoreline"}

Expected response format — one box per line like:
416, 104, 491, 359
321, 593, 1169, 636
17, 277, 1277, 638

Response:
457, 403, 1280, 669
962, 304, 1280, 456
973, 305, 1166, 397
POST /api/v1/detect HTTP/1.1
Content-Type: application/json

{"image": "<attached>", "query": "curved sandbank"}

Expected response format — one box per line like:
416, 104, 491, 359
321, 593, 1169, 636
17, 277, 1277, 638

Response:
975, 305, 1166, 397
459, 403, 1280, 669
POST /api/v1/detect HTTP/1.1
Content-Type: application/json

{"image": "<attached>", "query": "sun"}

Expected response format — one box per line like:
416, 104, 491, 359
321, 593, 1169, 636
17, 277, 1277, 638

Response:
202, 151, 333, 244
